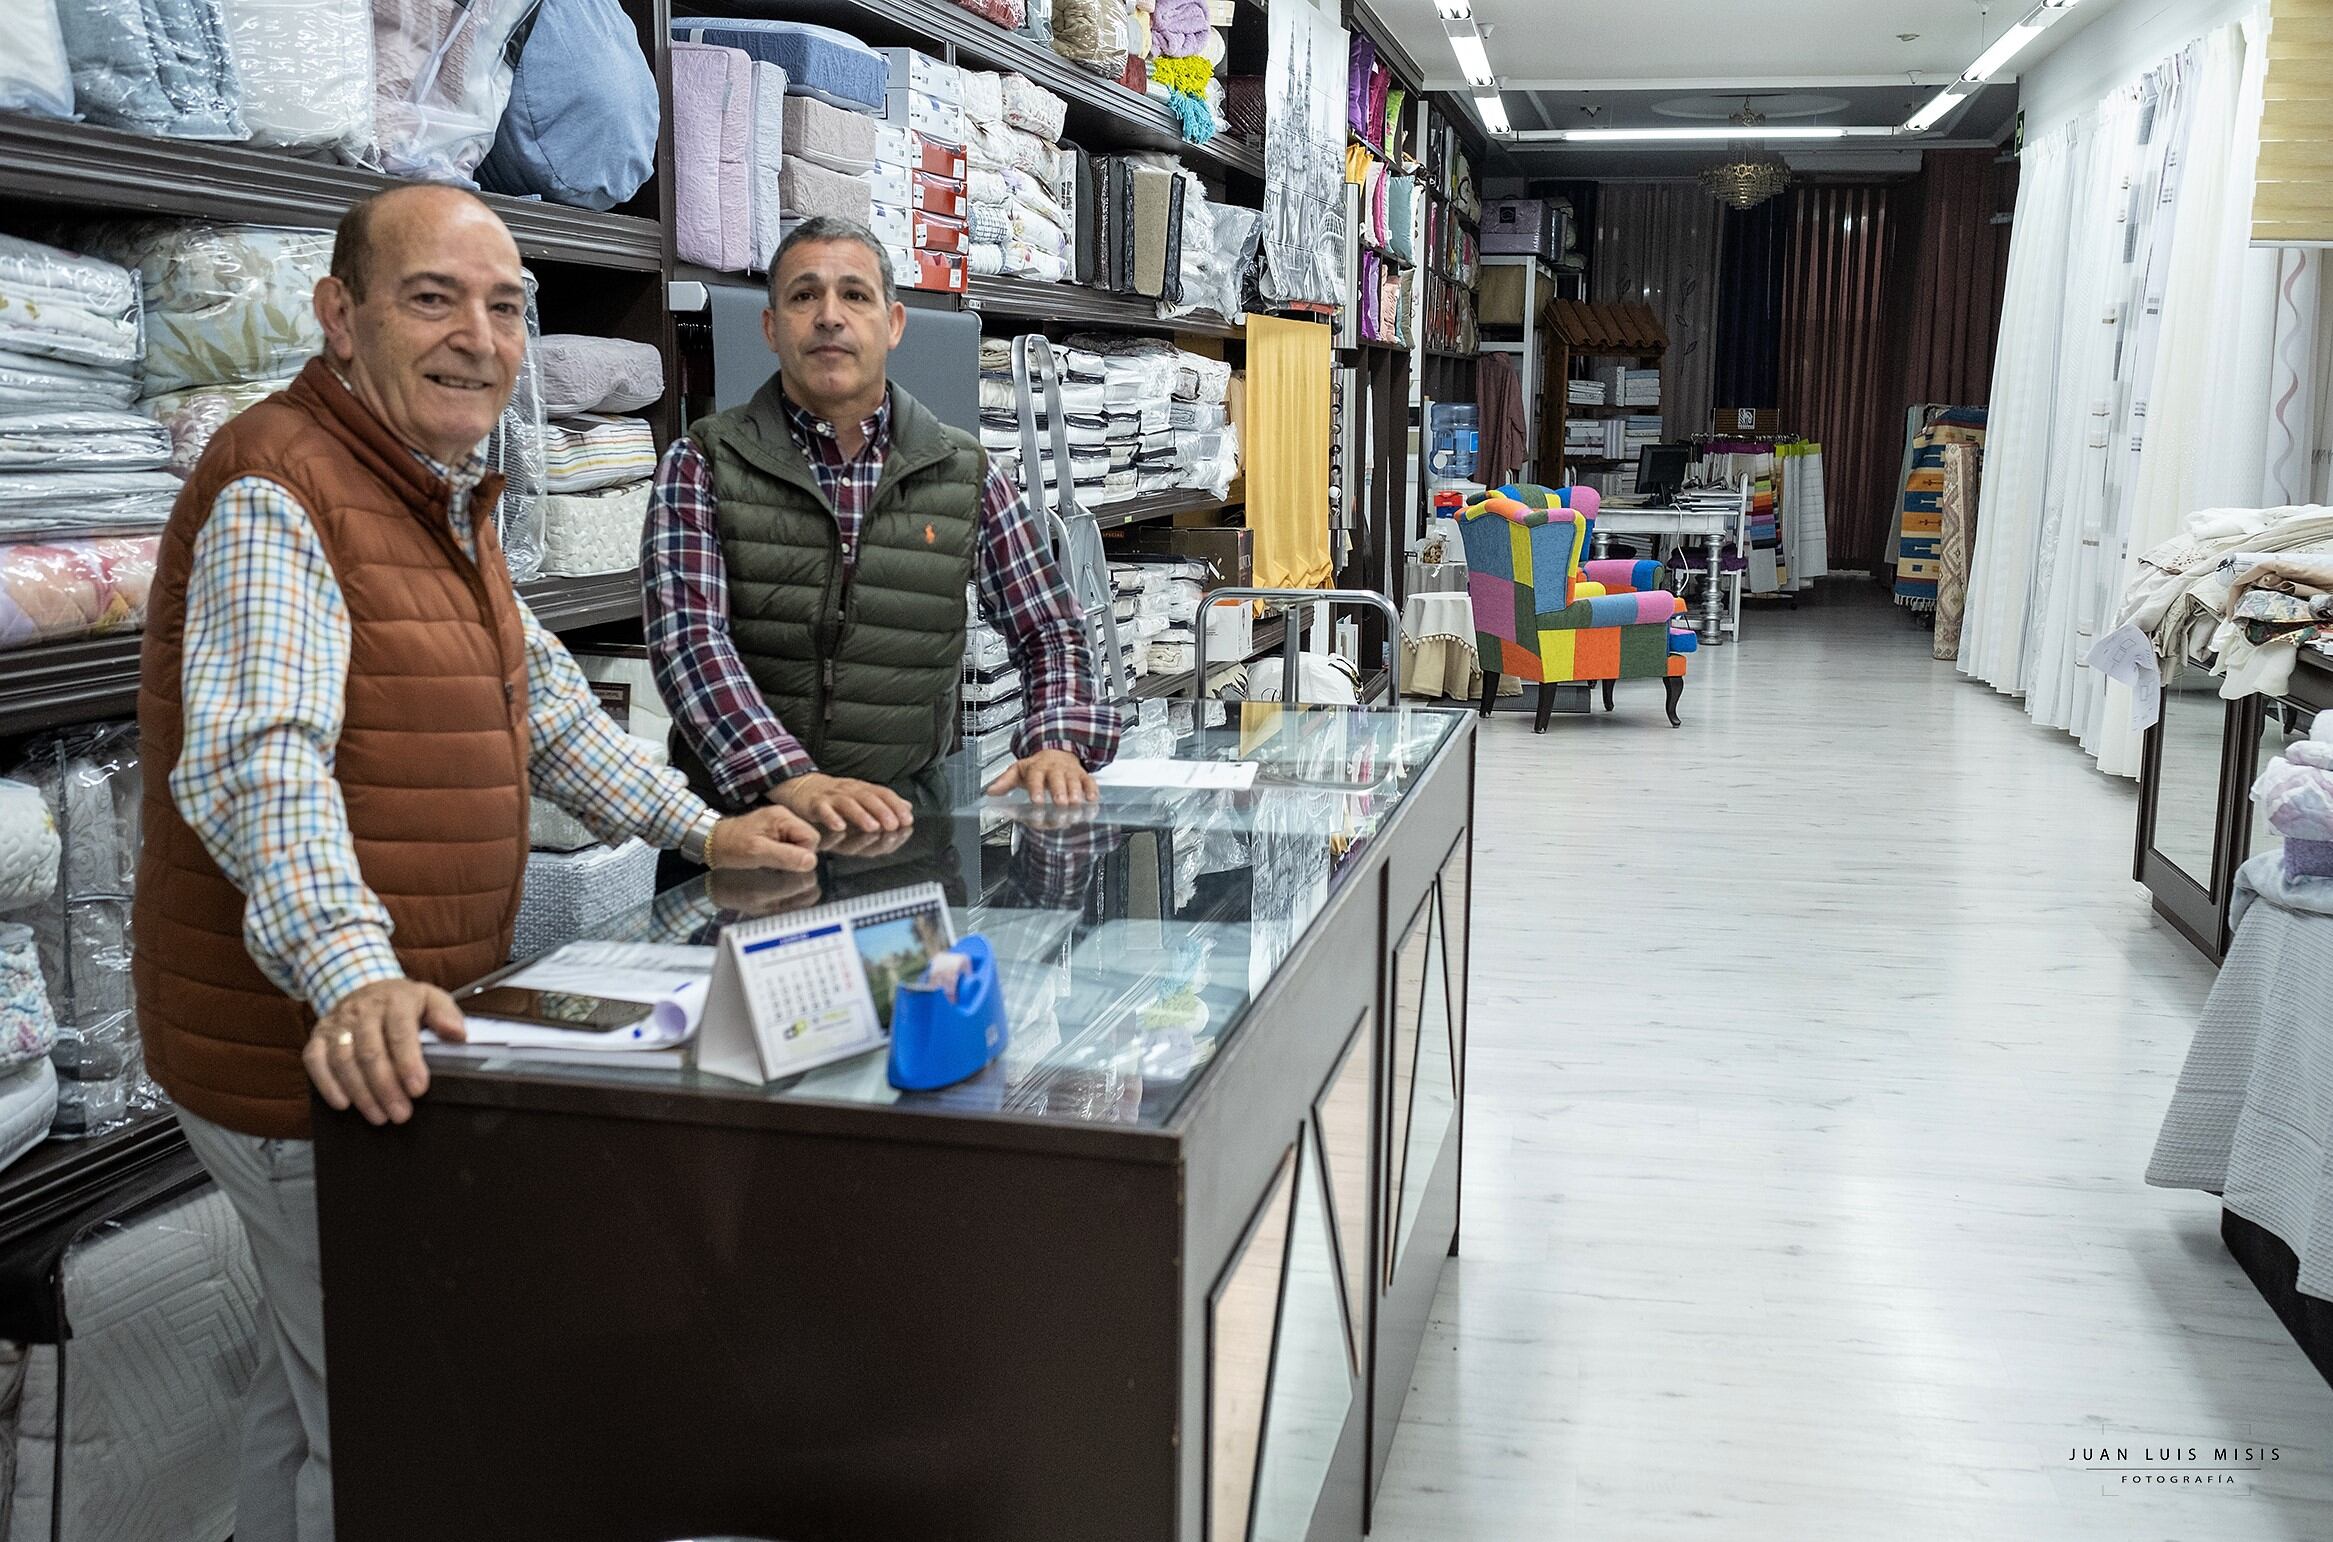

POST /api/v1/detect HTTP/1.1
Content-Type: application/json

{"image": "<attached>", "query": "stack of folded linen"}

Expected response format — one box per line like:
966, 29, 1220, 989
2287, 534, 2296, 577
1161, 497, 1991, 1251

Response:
979, 336, 1109, 509
963, 73, 1072, 283
533, 336, 663, 578
0, 237, 171, 653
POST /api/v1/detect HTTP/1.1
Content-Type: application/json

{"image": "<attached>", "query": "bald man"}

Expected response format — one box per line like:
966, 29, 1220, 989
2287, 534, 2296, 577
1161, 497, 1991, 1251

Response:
132, 185, 819, 1541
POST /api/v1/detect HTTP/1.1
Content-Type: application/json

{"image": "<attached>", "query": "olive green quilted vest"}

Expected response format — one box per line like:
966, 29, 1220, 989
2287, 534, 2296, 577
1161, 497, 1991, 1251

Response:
681, 381, 981, 800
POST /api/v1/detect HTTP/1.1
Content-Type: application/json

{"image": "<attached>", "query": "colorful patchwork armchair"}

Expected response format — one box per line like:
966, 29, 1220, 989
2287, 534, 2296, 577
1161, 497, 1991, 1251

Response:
1455, 483, 1697, 729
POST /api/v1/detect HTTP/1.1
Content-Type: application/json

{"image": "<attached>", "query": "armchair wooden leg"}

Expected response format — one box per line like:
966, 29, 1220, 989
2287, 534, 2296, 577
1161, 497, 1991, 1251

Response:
1534, 684, 1556, 733
1478, 670, 1501, 718
1599, 678, 1616, 713
1665, 675, 1685, 727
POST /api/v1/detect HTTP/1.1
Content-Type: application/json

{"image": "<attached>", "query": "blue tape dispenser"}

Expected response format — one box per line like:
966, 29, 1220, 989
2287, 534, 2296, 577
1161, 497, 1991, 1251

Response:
886, 934, 1009, 1092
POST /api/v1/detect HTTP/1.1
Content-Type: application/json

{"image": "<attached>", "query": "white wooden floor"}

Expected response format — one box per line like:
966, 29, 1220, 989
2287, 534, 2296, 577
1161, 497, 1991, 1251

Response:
1371, 582, 2333, 1540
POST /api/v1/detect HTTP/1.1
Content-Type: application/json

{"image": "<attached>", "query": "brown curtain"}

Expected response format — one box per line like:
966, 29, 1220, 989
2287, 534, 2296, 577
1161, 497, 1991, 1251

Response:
1891, 148, 2017, 408
1592, 184, 1722, 441
1780, 184, 1898, 569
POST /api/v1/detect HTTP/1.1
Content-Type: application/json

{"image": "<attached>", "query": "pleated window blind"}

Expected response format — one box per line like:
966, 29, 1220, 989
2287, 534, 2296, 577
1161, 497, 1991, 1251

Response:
2253, 0, 2333, 245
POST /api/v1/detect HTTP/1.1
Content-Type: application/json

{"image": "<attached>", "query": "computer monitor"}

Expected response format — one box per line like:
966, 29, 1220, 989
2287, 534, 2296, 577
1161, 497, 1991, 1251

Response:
1635, 442, 1691, 505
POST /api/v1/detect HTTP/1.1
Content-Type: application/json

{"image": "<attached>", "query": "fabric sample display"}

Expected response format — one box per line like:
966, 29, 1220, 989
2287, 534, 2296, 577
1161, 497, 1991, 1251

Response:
143, 377, 287, 475
372, 0, 534, 179
542, 415, 655, 494
0, 0, 74, 118
671, 17, 884, 112
0, 536, 161, 651
0, 779, 60, 912
779, 155, 872, 225
477, 0, 658, 211
1244, 314, 1332, 590
215, 0, 371, 155
74, 222, 331, 399
670, 41, 754, 274
52, 0, 244, 139
539, 482, 651, 577
512, 838, 657, 959
535, 335, 663, 418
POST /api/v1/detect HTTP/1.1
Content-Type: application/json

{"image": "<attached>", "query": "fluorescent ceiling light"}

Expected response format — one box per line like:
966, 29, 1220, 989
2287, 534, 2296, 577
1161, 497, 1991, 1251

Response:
1434, 0, 1471, 17
1448, 31, 1494, 87
1965, 19, 2048, 81
1475, 90, 1510, 136
1559, 126, 1853, 143
1904, 87, 1968, 132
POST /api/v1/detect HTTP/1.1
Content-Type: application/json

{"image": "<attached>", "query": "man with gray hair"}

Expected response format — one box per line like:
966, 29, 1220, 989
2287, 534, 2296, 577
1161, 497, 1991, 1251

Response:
643, 217, 1118, 833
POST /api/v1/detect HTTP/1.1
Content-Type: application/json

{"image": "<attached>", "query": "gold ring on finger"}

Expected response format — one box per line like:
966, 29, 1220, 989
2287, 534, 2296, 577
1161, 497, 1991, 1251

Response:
335, 1031, 355, 1049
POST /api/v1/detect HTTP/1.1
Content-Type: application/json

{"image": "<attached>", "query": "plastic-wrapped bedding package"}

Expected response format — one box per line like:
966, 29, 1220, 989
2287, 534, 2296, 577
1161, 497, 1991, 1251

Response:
970, 243, 1006, 277
73, 222, 331, 399
1051, 0, 1129, 81
50, 0, 246, 139
0, 411, 170, 472
215, 0, 373, 156
784, 93, 875, 174
539, 481, 651, 578
477, 0, 657, 210
3, 723, 154, 1139
0, 535, 162, 652
670, 41, 754, 275
535, 334, 664, 418
0, 921, 59, 1068
779, 156, 873, 225
968, 166, 1009, 207
144, 377, 288, 475
671, 17, 885, 113
484, 278, 547, 583
1014, 0, 1049, 47
543, 415, 656, 494
511, 837, 657, 959
969, 204, 1009, 246
0, 473, 180, 537
0, 236, 143, 375
371, 0, 534, 180
0, 780, 61, 913
0, 1182, 257, 1537
0, 1057, 57, 1169
1, 0, 75, 118
952, 0, 1025, 28
1000, 73, 1066, 142
959, 68, 1004, 129
0, 351, 140, 415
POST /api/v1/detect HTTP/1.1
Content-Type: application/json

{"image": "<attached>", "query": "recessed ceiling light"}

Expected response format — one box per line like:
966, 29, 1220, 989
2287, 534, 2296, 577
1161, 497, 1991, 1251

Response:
1899, 32, 1920, 41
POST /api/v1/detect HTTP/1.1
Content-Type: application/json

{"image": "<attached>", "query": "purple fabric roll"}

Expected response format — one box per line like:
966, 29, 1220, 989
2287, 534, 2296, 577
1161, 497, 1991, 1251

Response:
1153, 0, 1210, 56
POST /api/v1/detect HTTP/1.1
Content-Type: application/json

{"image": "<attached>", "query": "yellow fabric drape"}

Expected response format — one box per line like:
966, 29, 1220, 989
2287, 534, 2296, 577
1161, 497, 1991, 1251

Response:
1243, 314, 1333, 592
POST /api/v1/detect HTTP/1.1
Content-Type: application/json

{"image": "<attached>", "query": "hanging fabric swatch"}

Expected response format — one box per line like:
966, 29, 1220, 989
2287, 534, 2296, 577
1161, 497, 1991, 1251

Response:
1244, 314, 1333, 590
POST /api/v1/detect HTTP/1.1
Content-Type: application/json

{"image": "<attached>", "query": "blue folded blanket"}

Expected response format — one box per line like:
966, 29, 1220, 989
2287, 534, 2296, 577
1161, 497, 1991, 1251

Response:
670, 18, 884, 112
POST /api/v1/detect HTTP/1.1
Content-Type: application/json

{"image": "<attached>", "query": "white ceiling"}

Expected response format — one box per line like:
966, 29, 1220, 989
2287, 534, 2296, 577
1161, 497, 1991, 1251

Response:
1376, 0, 2112, 94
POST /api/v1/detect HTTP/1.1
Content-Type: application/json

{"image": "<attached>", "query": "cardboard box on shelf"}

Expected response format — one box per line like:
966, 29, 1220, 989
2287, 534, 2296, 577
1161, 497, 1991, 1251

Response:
899, 247, 967, 293
880, 87, 965, 147
877, 47, 960, 103
913, 210, 970, 255
868, 203, 912, 249
912, 171, 967, 218
874, 123, 968, 180
1170, 526, 1252, 589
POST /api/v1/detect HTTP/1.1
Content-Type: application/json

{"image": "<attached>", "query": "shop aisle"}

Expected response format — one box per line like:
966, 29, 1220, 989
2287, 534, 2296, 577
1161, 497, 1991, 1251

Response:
1373, 584, 2333, 1539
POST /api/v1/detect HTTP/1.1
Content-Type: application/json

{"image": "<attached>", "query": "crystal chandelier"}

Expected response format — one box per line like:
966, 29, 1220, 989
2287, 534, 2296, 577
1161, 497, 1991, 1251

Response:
1700, 101, 1794, 210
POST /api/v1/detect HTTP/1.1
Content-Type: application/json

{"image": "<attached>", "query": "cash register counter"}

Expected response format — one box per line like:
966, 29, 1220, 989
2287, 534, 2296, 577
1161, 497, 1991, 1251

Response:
314, 704, 1476, 1542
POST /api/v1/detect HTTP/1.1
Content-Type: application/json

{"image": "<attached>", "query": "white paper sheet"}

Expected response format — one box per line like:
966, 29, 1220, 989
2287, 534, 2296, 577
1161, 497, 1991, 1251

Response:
446, 941, 717, 1053
2085, 620, 2165, 732
1092, 758, 1260, 791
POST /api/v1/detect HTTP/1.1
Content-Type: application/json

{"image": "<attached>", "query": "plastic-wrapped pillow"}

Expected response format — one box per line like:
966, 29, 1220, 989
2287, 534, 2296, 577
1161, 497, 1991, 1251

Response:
969, 167, 1009, 205
535, 335, 664, 418
0, 538, 160, 653
0, 782, 60, 913
950, 0, 1025, 27
485, 273, 546, 583
0, 237, 142, 373
960, 69, 1004, 128
143, 378, 289, 475
217, 0, 373, 156
0, 0, 74, 118
1000, 73, 1066, 142
373, 0, 535, 180
52, 0, 246, 138
478, 0, 658, 211
74, 222, 331, 398
539, 482, 651, 577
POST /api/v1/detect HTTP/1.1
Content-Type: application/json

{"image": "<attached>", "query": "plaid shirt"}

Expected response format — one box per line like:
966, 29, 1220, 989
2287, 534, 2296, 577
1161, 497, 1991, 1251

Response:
173, 449, 721, 1019
643, 387, 1120, 808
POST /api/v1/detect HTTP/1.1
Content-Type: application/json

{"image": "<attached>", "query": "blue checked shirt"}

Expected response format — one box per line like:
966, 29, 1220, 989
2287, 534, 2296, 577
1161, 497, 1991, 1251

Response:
172, 449, 721, 1019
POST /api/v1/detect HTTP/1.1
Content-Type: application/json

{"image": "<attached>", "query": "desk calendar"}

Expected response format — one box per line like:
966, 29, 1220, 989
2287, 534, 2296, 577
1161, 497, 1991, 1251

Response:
696, 883, 955, 1084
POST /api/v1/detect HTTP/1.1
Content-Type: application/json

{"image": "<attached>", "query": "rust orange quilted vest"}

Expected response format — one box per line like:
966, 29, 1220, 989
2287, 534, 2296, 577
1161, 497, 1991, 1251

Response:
134, 358, 532, 1139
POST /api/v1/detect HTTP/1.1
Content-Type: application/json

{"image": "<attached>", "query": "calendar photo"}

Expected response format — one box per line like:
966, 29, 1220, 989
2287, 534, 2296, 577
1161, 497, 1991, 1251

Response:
849, 899, 954, 1029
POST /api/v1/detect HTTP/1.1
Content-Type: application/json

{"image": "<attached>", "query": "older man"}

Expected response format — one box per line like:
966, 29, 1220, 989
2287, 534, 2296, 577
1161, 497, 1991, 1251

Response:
644, 215, 1119, 836
132, 184, 818, 1541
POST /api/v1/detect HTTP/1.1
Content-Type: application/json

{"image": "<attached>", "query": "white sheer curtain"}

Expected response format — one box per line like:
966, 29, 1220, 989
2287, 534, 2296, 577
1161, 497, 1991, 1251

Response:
1956, 10, 2288, 779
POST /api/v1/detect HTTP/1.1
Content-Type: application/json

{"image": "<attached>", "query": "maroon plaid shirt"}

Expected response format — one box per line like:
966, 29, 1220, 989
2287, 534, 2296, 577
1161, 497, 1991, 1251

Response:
644, 387, 1120, 806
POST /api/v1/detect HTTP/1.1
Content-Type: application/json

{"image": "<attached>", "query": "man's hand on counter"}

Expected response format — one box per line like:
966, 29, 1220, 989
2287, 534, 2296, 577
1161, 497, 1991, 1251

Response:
305, 978, 465, 1127
769, 772, 915, 834
987, 748, 1099, 806
707, 804, 823, 872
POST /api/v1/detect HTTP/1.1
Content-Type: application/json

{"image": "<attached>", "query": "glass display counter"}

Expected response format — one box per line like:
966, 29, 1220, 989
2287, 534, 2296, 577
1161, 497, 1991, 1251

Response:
314, 703, 1476, 1542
